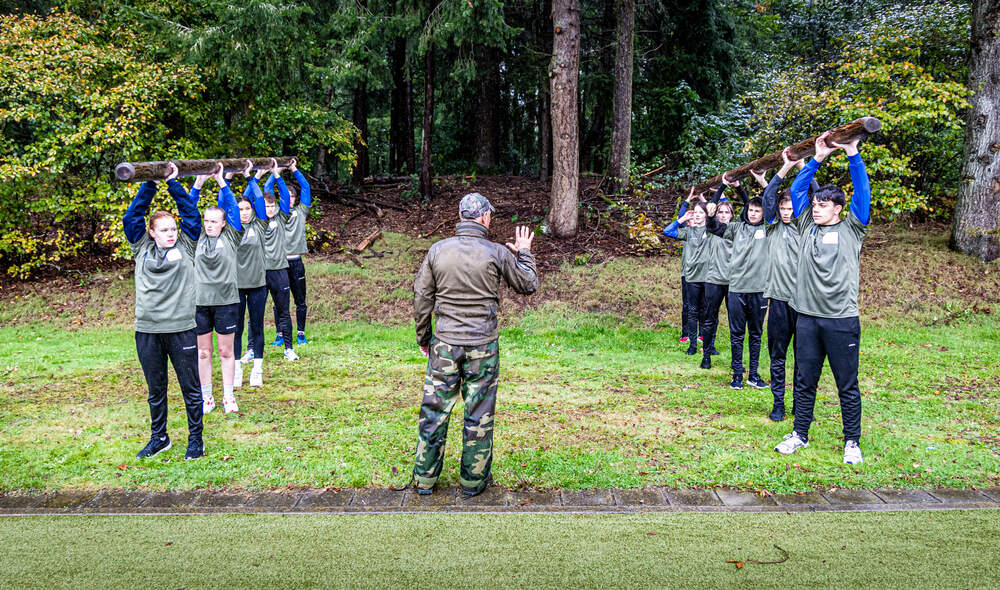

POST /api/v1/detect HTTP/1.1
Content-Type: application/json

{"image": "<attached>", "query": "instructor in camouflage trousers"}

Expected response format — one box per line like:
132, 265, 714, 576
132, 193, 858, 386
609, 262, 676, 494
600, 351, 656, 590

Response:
412, 193, 539, 496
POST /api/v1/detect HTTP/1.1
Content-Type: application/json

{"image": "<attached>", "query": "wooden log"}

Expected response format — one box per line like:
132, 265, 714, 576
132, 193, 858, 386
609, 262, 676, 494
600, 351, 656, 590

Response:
689, 117, 882, 195
114, 157, 297, 182
356, 228, 382, 252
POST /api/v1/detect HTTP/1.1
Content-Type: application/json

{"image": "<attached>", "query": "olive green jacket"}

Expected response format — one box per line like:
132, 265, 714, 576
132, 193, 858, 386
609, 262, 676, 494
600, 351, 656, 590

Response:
414, 221, 539, 347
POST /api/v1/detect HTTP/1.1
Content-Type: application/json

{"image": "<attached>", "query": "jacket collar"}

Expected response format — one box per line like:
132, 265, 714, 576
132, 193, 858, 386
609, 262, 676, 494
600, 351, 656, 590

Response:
455, 221, 489, 238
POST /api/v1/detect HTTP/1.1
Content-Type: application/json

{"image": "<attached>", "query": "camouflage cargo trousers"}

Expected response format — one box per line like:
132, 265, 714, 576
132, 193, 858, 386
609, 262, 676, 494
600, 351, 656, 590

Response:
414, 338, 499, 492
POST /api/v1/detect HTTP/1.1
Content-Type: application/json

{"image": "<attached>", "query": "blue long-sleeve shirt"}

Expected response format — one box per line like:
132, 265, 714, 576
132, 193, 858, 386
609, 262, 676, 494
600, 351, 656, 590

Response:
246, 178, 268, 221
293, 170, 311, 206
216, 183, 242, 231
789, 154, 870, 224
123, 180, 200, 243
263, 174, 291, 216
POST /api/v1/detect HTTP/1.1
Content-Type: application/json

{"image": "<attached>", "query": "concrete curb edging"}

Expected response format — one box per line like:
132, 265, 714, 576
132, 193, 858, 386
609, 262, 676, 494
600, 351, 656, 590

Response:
1, 486, 998, 516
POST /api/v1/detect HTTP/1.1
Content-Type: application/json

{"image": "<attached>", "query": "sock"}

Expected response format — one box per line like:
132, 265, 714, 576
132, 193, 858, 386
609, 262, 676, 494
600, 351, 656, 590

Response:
201, 384, 213, 398
223, 383, 234, 398
253, 359, 263, 372
298, 331, 305, 336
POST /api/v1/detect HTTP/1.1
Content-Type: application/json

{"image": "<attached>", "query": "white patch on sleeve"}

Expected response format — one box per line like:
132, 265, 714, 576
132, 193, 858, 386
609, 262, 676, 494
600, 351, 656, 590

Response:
822, 231, 840, 245
165, 248, 182, 262
754, 229, 765, 240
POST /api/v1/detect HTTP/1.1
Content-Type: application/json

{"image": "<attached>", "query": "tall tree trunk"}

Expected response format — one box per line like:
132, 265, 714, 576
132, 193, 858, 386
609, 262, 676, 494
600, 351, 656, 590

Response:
607, 0, 634, 196
351, 82, 369, 184
952, 0, 1000, 262
580, 0, 615, 173
548, 0, 581, 237
475, 47, 502, 172
389, 37, 407, 172
419, 49, 435, 200
539, 86, 552, 181
313, 87, 334, 177
406, 62, 417, 174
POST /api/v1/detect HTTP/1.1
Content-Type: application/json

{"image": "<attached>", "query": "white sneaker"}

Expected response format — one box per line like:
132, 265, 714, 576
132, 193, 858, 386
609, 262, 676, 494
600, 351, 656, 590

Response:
239, 349, 254, 363
283, 349, 299, 361
203, 394, 216, 415
233, 360, 243, 388
843, 440, 863, 464
223, 395, 239, 414
249, 368, 263, 387
774, 431, 808, 455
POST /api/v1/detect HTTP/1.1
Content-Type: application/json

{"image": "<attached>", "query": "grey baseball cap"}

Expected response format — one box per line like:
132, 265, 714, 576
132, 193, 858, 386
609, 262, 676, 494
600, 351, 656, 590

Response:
459, 192, 495, 219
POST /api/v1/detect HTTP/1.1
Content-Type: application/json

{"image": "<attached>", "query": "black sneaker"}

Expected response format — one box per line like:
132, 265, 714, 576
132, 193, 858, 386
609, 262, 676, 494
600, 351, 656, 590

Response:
184, 438, 204, 460
685, 345, 698, 355
699, 356, 711, 370
747, 375, 769, 389
461, 474, 493, 497
769, 403, 785, 422
730, 374, 743, 390
416, 484, 435, 496
137, 436, 171, 459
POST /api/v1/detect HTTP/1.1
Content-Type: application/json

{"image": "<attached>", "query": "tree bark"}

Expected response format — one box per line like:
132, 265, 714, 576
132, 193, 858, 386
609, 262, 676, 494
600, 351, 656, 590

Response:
607, 0, 634, 196
580, 0, 615, 173
419, 48, 435, 200
389, 37, 407, 173
352, 82, 370, 184
687, 117, 882, 194
406, 61, 417, 174
475, 46, 501, 172
115, 157, 296, 182
951, 0, 1000, 262
539, 85, 552, 182
548, 0, 581, 237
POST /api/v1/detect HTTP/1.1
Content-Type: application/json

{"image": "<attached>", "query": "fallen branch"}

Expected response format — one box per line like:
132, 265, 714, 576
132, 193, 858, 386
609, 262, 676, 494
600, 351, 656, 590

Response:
727, 544, 790, 569
356, 229, 382, 252
419, 218, 450, 239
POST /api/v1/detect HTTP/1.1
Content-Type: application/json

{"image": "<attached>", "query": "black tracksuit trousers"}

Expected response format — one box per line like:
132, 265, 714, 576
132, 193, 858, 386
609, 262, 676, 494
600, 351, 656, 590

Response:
728, 292, 767, 377
792, 314, 862, 443
681, 276, 692, 339
286, 257, 308, 334
135, 330, 203, 441
767, 298, 798, 405
681, 280, 705, 345
701, 283, 728, 355
235, 285, 267, 359
266, 269, 294, 350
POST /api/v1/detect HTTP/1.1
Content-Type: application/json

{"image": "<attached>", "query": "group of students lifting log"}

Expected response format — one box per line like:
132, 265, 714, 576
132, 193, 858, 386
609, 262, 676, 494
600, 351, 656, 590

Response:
663, 130, 871, 465
123, 158, 311, 460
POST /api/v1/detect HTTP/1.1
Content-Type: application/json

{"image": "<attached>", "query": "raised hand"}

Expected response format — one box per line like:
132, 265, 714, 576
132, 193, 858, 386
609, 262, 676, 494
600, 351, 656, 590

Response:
814, 130, 836, 162
750, 169, 767, 188
164, 162, 179, 182
193, 174, 211, 190
289, 158, 298, 173
722, 173, 739, 188
830, 135, 861, 157
706, 202, 718, 217
212, 162, 226, 187
677, 210, 694, 225
241, 159, 253, 178
506, 225, 535, 253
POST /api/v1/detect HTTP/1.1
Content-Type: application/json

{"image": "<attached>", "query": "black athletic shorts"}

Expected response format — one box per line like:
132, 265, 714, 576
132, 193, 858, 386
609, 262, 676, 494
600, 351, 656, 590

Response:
195, 303, 240, 335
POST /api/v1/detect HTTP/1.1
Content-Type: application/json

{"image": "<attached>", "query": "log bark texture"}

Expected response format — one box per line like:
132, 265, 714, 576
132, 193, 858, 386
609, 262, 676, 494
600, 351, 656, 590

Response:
548, 0, 581, 237
951, 0, 1000, 262
687, 117, 882, 194
115, 157, 296, 182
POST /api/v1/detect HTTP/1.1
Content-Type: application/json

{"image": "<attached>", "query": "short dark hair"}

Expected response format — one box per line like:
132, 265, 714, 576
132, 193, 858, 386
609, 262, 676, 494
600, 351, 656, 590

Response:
263, 192, 277, 205
779, 190, 792, 205
287, 184, 299, 202
236, 195, 253, 206
813, 184, 846, 208
691, 201, 708, 214
747, 196, 763, 210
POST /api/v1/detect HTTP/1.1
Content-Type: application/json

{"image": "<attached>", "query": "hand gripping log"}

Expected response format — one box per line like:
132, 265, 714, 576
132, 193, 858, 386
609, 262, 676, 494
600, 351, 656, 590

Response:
688, 117, 882, 195
114, 157, 297, 182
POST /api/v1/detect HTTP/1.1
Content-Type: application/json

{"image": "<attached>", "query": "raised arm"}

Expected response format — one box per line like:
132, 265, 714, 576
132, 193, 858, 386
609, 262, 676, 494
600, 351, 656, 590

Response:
831, 137, 870, 225
168, 178, 201, 241
263, 169, 291, 216
289, 159, 311, 207
123, 181, 158, 244
501, 226, 539, 295
764, 148, 801, 223
213, 164, 241, 231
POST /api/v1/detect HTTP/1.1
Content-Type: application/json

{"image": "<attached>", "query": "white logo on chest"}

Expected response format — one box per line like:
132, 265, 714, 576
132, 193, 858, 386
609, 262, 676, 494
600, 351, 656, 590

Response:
165, 248, 182, 262
822, 232, 839, 245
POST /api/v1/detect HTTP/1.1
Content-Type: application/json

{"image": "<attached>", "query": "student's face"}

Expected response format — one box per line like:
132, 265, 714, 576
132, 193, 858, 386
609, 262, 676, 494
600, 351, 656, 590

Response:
747, 204, 763, 224
779, 200, 794, 223
265, 200, 278, 219
149, 218, 177, 249
716, 207, 733, 224
239, 201, 254, 225
289, 190, 299, 208
812, 199, 843, 226
690, 208, 706, 226
204, 209, 226, 237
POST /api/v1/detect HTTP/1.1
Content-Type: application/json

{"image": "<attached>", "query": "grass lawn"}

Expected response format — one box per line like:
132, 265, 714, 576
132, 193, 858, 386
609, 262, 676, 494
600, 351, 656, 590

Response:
1, 228, 998, 493
1, 510, 998, 589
